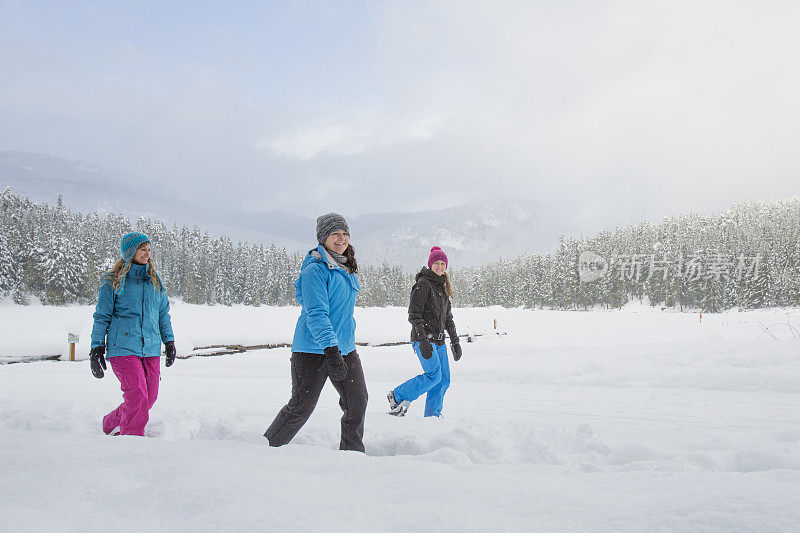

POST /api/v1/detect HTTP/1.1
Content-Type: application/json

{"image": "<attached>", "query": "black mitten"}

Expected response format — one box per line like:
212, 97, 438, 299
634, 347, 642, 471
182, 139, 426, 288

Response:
164, 341, 176, 367
451, 341, 462, 361
324, 345, 347, 381
90, 346, 106, 379
418, 339, 433, 359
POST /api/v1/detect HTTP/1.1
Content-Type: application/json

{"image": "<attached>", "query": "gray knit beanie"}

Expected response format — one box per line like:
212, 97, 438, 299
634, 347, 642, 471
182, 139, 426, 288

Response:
316, 213, 349, 244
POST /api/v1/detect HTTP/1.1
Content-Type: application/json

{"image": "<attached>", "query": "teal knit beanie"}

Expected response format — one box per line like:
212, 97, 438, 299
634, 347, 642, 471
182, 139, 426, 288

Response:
121, 232, 150, 261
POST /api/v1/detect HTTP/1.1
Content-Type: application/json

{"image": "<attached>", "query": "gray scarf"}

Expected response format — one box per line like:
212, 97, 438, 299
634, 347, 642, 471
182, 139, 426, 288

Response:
324, 247, 351, 273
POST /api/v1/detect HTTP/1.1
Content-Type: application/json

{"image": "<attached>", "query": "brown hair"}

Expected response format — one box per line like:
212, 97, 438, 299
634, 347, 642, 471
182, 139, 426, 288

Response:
343, 244, 358, 274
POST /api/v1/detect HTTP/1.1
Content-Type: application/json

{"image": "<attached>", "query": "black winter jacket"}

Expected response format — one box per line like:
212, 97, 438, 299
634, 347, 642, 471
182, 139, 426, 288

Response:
408, 267, 459, 345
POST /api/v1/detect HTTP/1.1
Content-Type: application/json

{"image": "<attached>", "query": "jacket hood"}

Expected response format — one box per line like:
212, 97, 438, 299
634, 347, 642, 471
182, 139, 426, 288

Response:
416, 266, 446, 285
301, 243, 343, 271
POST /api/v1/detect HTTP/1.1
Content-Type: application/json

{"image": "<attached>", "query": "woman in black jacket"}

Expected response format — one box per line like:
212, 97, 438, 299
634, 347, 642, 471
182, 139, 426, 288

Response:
388, 246, 462, 417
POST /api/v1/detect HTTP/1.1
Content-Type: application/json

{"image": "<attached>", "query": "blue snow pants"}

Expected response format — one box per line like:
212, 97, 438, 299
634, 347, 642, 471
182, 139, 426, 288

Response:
393, 342, 450, 417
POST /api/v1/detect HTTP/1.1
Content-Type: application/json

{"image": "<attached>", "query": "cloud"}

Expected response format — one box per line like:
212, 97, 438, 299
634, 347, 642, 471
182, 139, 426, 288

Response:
1, 0, 799, 232
258, 113, 440, 160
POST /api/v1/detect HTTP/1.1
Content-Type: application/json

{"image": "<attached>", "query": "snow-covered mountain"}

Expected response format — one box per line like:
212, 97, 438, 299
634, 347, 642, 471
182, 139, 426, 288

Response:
350, 200, 552, 269
1, 151, 561, 268
0, 151, 308, 251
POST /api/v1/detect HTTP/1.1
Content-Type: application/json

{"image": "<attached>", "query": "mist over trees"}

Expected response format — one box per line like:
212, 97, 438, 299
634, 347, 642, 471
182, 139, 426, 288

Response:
1, 188, 798, 311
452, 199, 800, 311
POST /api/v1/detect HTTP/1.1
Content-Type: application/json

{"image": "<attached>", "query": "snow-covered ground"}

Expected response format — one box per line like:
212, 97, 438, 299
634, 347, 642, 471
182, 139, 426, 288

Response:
2, 303, 800, 531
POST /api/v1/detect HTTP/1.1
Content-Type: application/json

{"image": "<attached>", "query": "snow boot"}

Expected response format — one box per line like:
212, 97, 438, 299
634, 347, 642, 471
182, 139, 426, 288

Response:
387, 390, 410, 416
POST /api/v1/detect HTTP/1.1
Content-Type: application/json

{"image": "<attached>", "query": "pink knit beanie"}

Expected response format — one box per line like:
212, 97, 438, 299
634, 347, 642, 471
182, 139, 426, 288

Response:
427, 246, 448, 268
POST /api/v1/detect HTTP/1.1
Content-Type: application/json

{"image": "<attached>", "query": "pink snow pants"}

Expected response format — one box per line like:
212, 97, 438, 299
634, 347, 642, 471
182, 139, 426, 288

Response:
103, 355, 160, 436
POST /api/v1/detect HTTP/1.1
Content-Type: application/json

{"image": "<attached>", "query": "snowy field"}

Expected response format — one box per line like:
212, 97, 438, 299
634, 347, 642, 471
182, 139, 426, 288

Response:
2, 302, 800, 531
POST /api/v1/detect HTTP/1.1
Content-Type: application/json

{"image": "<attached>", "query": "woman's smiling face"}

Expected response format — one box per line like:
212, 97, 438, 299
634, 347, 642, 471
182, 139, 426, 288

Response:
133, 242, 151, 265
324, 230, 349, 255
431, 260, 446, 276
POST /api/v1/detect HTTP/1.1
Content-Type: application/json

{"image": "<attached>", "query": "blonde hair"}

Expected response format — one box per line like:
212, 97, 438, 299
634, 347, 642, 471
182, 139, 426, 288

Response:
105, 258, 163, 293
444, 271, 454, 299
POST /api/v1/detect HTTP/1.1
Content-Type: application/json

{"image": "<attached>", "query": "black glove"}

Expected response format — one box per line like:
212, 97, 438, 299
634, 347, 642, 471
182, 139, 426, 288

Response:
90, 346, 106, 379
324, 345, 347, 381
418, 338, 433, 359
451, 341, 462, 361
164, 341, 176, 367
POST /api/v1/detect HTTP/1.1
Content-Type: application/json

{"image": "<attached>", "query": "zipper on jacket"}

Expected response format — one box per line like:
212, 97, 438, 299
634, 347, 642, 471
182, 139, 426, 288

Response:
140, 272, 145, 348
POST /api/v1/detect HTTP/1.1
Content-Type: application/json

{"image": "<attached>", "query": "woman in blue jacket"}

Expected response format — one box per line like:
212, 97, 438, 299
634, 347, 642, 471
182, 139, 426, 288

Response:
89, 232, 176, 437
265, 213, 368, 452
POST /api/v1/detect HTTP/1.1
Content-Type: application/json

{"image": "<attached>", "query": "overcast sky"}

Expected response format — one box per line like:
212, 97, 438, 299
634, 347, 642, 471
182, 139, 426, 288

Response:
1, 0, 799, 234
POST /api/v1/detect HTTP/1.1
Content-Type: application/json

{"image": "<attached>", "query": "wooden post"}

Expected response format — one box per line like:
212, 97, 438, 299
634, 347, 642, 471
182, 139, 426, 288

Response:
493, 318, 497, 331
68, 332, 79, 361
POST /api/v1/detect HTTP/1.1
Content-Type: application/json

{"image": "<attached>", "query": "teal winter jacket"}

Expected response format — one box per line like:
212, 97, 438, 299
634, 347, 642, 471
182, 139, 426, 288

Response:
90, 263, 175, 358
291, 244, 360, 355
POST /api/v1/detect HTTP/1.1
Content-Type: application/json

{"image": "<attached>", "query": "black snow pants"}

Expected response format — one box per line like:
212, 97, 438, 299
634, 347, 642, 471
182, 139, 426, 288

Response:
264, 350, 368, 452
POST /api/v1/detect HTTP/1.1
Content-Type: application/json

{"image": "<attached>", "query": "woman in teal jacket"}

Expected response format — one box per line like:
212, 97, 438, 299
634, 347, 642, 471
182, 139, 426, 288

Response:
265, 213, 368, 452
89, 232, 176, 436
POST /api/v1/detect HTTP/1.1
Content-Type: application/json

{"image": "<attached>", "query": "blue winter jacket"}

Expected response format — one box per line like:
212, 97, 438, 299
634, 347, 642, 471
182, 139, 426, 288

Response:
291, 244, 360, 355
90, 263, 175, 358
